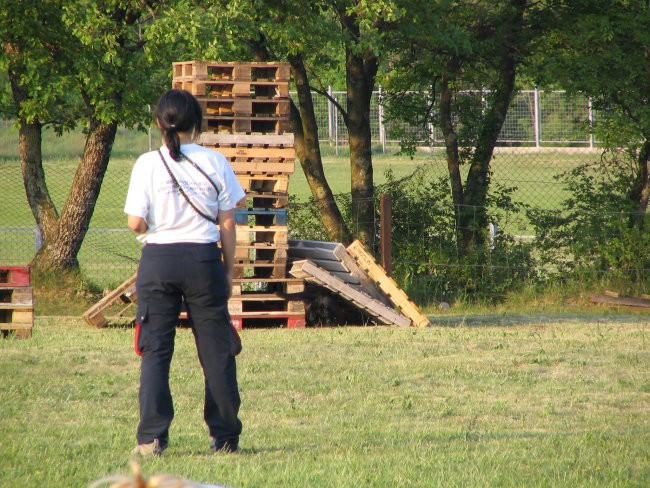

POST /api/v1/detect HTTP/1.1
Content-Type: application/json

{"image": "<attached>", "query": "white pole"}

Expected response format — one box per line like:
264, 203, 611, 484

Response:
328, 86, 334, 142
534, 87, 541, 149
334, 97, 339, 156
588, 97, 594, 149
378, 86, 386, 154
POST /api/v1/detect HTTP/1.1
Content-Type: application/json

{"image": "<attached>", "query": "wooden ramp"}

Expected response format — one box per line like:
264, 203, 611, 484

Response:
289, 239, 429, 327
290, 260, 410, 327
346, 240, 430, 327
288, 239, 389, 304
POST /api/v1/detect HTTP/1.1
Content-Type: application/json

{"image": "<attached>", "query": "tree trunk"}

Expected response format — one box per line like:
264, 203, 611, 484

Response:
460, 64, 517, 248
288, 54, 351, 243
18, 120, 60, 242
439, 74, 465, 235
346, 47, 377, 247
6, 44, 60, 242
31, 120, 117, 271
628, 140, 650, 230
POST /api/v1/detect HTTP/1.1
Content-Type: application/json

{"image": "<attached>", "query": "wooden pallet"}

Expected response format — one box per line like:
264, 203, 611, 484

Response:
288, 240, 389, 304
173, 61, 290, 82
230, 312, 306, 330
590, 293, 650, 310
0, 297, 34, 339
235, 208, 288, 226
202, 117, 291, 135
232, 277, 304, 296
232, 261, 287, 279
212, 145, 295, 160
242, 192, 290, 209
237, 174, 289, 194
228, 294, 305, 315
200, 98, 290, 118
0, 266, 30, 287
0, 266, 33, 339
199, 133, 294, 147
346, 240, 430, 327
236, 226, 288, 247
235, 244, 288, 262
175, 80, 290, 99
82, 273, 137, 327
290, 260, 410, 327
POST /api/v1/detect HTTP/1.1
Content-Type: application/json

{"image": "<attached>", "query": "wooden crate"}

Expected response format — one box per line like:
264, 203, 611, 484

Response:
236, 225, 288, 247
200, 98, 290, 118
173, 61, 290, 83
235, 208, 288, 227
232, 277, 304, 297
202, 117, 291, 135
198, 133, 294, 147
0, 266, 30, 287
182, 80, 290, 99
0, 266, 33, 339
230, 313, 306, 330
237, 174, 289, 194
228, 294, 305, 315
82, 274, 137, 328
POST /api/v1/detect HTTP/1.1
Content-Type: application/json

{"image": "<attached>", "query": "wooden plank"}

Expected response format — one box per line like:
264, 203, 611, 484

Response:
214, 146, 295, 159
290, 260, 410, 327
198, 133, 294, 147
590, 294, 650, 309
346, 240, 430, 327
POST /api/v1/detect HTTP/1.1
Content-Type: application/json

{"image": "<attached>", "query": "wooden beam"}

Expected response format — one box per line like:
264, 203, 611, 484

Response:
346, 240, 430, 327
290, 260, 411, 327
590, 294, 650, 309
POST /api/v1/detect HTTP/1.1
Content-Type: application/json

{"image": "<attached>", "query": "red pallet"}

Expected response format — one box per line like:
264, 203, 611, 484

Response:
230, 313, 306, 330
0, 266, 30, 287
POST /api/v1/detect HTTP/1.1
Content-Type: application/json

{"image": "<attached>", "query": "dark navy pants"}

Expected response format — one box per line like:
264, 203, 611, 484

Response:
134, 242, 242, 449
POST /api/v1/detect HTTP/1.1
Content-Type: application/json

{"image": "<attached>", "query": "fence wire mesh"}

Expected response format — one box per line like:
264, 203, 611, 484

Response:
1, 90, 647, 303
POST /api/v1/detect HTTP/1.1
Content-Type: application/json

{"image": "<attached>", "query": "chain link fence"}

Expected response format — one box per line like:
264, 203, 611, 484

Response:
2, 91, 646, 302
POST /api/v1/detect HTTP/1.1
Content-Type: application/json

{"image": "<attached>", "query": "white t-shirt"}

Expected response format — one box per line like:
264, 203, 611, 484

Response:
124, 143, 245, 244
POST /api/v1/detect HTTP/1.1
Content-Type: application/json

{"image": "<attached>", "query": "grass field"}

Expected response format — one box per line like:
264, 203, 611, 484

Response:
0, 316, 648, 487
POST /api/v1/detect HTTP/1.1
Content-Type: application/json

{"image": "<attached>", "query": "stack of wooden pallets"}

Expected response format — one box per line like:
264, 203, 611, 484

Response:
174, 60, 306, 329
0, 266, 34, 338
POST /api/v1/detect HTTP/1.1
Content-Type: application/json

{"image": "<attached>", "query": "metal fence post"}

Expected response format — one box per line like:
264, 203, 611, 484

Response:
378, 86, 386, 154
534, 87, 541, 149
334, 96, 339, 156
328, 85, 334, 142
588, 97, 594, 149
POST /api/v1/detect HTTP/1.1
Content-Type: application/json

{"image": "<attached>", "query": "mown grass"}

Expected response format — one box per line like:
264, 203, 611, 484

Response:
0, 317, 648, 487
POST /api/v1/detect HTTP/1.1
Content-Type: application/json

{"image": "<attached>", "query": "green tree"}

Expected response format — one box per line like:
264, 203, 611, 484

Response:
1, 0, 171, 272
185, 0, 398, 246
532, 0, 650, 230
383, 0, 551, 251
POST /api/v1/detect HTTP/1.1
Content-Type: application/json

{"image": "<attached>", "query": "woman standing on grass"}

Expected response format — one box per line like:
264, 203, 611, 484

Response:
124, 89, 245, 456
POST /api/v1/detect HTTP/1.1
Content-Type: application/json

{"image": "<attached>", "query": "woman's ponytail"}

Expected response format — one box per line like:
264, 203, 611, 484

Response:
154, 89, 203, 162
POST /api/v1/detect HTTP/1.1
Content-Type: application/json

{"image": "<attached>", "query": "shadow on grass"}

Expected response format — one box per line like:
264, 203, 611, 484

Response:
428, 312, 650, 327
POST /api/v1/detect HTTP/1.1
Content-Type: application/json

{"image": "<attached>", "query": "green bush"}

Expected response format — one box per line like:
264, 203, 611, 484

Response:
289, 165, 536, 306
529, 150, 650, 293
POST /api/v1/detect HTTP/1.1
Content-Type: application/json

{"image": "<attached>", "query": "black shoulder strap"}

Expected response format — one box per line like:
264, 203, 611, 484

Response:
157, 149, 219, 225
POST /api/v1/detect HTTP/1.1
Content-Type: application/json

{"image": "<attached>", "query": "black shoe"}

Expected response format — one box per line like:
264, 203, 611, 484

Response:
210, 437, 239, 453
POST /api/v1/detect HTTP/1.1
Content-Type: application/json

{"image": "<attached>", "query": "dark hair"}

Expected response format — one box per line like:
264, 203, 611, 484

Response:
154, 89, 203, 161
